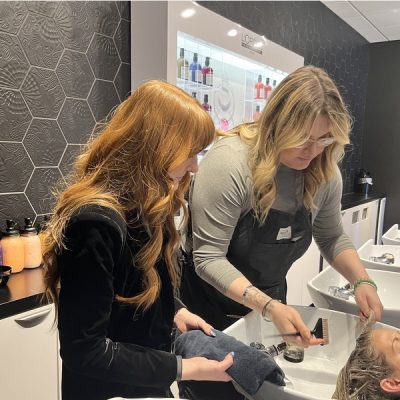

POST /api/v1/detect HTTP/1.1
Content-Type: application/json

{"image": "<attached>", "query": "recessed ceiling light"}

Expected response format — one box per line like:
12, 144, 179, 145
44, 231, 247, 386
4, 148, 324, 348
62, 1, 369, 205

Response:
180, 8, 196, 18
227, 29, 238, 37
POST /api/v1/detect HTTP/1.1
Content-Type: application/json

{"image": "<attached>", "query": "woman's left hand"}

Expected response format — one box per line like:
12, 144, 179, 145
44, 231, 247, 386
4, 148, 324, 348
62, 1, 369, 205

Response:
354, 283, 383, 321
174, 308, 215, 336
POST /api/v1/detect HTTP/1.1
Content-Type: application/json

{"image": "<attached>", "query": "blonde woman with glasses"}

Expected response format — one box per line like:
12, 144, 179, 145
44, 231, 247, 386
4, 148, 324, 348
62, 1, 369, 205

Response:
43, 81, 234, 400
179, 65, 383, 400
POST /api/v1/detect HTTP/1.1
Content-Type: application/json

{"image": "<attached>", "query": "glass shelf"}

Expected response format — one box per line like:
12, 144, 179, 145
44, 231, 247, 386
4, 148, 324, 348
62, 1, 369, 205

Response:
245, 98, 267, 103
176, 31, 287, 127
176, 78, 215, 92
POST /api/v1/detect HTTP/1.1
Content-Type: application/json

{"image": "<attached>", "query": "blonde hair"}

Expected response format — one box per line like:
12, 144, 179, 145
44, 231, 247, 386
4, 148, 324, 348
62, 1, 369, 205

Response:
223, 65, 351, 222
43, 80, 215, 312
333, 316, 398, 400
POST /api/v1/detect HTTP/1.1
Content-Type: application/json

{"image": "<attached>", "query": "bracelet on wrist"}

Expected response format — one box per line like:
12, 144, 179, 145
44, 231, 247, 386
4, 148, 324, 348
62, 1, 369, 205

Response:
353, 278, 378, 291
242, 284, 254, 305
262, 298, 278, 321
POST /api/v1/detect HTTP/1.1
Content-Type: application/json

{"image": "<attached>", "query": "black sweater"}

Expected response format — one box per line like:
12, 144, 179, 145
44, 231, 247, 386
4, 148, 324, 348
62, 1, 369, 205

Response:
58, 206, 180, 400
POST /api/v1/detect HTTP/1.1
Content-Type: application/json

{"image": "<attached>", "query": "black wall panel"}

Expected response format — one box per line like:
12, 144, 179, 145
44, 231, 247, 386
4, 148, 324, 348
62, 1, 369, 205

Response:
363, 41, 400, 230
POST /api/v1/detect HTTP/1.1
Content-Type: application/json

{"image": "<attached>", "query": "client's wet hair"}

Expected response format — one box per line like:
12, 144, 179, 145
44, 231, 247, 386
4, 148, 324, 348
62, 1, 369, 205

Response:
332, 314, 399, 400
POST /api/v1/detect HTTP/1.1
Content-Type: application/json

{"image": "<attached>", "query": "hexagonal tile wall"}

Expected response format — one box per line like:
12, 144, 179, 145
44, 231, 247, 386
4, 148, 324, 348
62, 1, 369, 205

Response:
59, 144, 84, 178
116, 1, 130, 21
114, 19, 130, 63
18, 13, 64, 69
25, 1, 58, 18
0, 32, 30, 89
21, 67, 65, 119
58, 99, 95, 144
25, 167, 64, 215
0, 193, 35, 228
23, 119, 66, 166
0, 2, 28, 35
0, 142, 34, 192
54, 2, 93, 52
87, 33, 120, 81
114, 62, 131, 101
88, 80, 120, 123
0, 88, 32, 141
0, 1, 131, 223
86, 1, 120, 37
56, 50, 94, 98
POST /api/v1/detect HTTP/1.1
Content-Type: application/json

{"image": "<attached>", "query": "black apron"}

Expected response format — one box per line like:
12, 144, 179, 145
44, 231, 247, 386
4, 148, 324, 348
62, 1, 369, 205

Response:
179, 206, 312, 400
181, 205, 312, 330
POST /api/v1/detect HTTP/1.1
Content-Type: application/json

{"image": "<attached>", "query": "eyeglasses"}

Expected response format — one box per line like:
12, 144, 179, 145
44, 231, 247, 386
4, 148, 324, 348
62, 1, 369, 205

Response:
295, 137, 336, 149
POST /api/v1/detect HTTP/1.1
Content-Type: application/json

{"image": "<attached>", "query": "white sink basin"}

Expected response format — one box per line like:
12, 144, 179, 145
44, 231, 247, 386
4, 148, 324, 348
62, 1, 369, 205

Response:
358, 239, 400, 272
308, 266, 400, 328
382, 224, 400, 246
223, 307, 395, 400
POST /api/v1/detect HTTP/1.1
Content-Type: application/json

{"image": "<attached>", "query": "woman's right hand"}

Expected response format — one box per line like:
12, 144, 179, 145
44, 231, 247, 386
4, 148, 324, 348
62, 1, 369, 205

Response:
269, 302, 325, 347
181, 352, 234, 381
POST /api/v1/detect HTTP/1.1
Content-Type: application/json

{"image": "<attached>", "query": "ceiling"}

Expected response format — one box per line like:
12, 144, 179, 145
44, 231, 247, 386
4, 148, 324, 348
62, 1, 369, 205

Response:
322, 1, 400, 42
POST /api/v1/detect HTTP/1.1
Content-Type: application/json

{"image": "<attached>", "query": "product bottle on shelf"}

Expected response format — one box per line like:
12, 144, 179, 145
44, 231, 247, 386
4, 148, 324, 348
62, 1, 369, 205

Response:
190, 53, 202, 83
192, 92, 197, 100
20, 217, 42, 269
272, 79, 277, 91
202, 57, 213, 86
253, 105, 262, 122
219, 118, 229, 131
254, 74, 264, 99
177, 48, 189, 80
1, 219, 24, 273
202, 94, 211, 113
264, 77, 272, 100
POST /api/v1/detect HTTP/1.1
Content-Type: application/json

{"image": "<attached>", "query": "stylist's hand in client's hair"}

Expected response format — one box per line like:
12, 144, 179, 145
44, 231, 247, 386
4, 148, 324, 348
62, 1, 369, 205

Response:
181, 352, 234, 382
354, 283, 383, 321
269, 302, 325, 347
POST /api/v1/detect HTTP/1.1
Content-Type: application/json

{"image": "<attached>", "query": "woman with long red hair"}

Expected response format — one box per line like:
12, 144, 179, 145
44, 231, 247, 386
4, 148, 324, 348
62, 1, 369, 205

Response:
43, 80, 233, 400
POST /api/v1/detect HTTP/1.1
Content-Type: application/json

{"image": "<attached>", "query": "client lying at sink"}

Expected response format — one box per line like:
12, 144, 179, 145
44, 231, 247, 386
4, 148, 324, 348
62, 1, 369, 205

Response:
333, 314, 400, 400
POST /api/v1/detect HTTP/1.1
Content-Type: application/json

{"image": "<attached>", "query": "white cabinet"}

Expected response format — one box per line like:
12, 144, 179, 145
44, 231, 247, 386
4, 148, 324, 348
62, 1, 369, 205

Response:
287, 237, 321, 306
0, 304, 59, 400
341, 199, 380, 249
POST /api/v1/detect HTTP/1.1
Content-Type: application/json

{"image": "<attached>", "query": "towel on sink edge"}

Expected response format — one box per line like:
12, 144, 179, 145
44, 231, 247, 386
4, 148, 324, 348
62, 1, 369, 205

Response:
174, 329, 285, 395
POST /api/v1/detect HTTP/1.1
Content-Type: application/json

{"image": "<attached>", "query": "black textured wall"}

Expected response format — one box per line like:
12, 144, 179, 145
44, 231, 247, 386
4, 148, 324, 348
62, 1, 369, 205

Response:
0, 1, 131, 227
199, 1, 369, 193
363, 41, 400, 230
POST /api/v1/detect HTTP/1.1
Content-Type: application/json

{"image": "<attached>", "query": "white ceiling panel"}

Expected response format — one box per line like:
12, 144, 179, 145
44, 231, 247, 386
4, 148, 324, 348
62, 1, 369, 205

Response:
351, 1, 400, 13
322, 1, 361, 17
368, 10, 400, 28
344, 15, 388, 41
322, 0, 400, 42
381, 25, 400, 39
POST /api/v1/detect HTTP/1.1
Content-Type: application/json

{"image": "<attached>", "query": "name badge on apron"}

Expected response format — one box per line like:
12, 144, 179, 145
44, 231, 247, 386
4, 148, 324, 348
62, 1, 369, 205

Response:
276, 226, 292, 240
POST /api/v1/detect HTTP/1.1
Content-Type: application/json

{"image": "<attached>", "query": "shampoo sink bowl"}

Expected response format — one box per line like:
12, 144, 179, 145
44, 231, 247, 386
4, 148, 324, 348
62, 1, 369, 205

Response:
308, 266, 400, 328
223, 306, 395, 400
358, 239, 400, 272
382, 224, 400, 246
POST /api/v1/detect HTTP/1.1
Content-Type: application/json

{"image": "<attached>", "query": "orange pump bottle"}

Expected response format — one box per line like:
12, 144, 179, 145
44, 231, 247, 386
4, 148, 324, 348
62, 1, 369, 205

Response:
254, 75, 264, 99
21, 218, 42, 269
1, 219, 24, 273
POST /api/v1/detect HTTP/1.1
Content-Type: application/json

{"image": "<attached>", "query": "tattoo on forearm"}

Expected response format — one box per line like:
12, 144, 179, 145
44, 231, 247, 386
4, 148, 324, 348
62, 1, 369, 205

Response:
243, 286, 271, 313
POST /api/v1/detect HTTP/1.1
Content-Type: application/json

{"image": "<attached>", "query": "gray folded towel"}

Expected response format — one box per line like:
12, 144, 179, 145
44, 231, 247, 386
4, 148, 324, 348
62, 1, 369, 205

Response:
174, 329, 285, 395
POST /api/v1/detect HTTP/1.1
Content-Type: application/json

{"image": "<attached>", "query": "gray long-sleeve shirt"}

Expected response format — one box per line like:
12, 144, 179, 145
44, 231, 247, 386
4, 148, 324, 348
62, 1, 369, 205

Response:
190, 135, 354, 294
